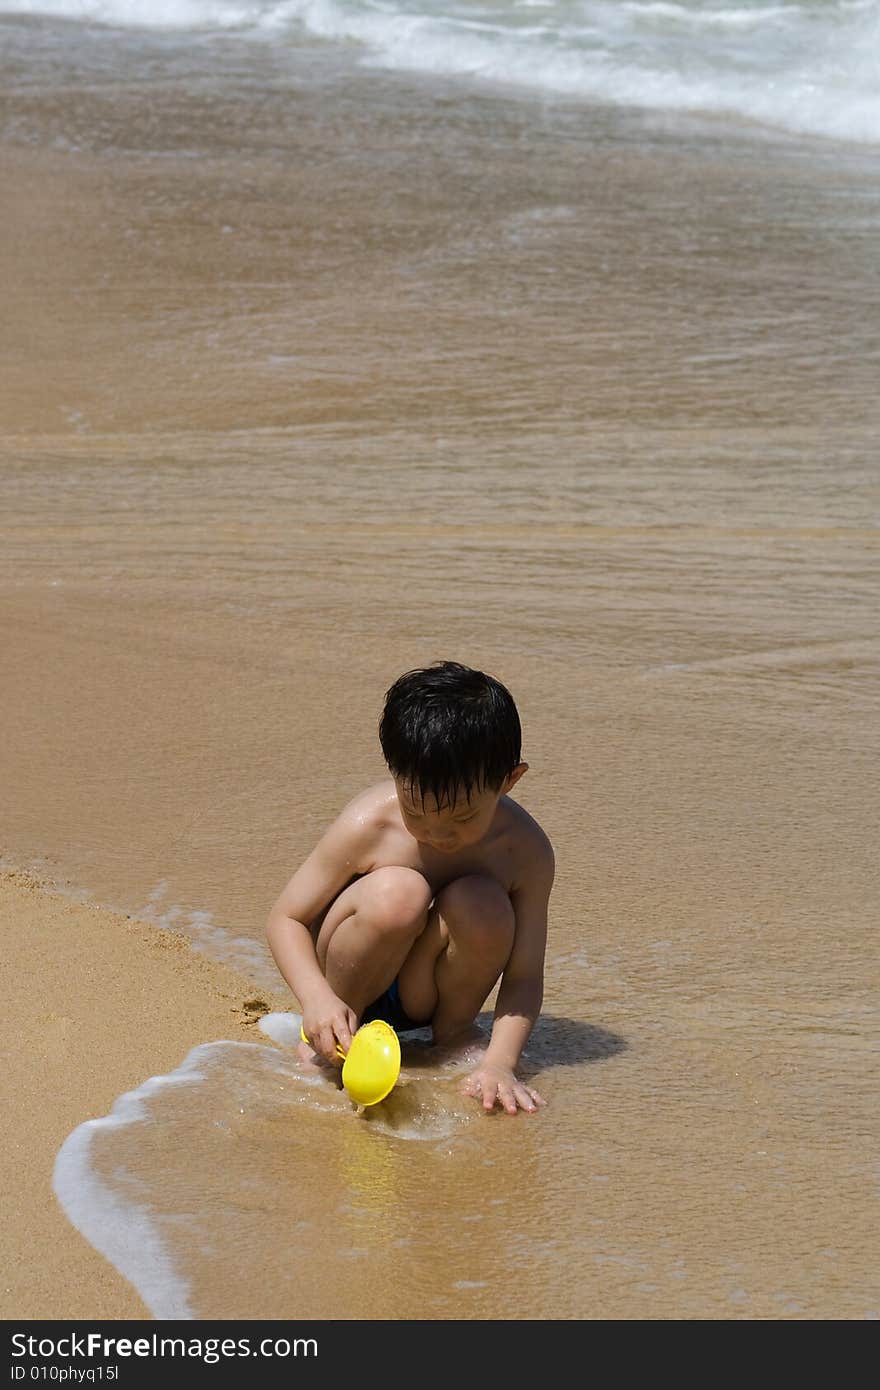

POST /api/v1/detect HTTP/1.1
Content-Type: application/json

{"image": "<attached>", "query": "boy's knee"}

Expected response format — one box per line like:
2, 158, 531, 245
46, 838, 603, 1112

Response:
437, 874, 514, 955
362, 866, 432, 935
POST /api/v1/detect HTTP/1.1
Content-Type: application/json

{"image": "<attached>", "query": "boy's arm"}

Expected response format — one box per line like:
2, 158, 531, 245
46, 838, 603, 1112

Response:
463, 831, 555, 1115
266, 798, 376, 1061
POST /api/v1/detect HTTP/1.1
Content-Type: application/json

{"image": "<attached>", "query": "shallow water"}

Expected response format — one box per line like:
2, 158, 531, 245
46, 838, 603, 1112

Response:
3, 16, 879, 1319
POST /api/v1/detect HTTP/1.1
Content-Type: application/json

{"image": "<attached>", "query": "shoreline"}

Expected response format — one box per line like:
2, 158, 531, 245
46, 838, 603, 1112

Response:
0, 867, 290, 1320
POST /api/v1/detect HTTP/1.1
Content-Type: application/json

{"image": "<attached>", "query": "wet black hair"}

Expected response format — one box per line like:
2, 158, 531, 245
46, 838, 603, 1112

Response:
379, 660, 522, 809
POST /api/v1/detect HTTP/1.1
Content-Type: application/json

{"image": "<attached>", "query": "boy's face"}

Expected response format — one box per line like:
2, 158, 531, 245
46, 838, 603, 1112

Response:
394, 765, 527, 854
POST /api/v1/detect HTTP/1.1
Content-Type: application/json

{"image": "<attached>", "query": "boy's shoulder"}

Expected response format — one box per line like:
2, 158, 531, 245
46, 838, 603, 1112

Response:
335, 779, 400, 831
500, 796, 555, 878
310, 781, 403, 879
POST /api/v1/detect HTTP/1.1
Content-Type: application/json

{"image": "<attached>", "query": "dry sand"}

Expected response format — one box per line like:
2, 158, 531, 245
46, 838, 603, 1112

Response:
0, 868, 289, 1321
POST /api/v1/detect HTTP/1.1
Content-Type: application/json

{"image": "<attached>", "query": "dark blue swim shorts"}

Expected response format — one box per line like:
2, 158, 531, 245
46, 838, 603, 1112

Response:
360, 978, 425, 1034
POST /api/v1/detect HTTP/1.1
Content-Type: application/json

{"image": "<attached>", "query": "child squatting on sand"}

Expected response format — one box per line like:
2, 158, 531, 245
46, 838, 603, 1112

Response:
266, 660, 555, 1115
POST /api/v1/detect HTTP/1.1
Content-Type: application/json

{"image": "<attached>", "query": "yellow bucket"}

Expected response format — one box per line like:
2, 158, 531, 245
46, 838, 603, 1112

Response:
300, 1019, 401, 1106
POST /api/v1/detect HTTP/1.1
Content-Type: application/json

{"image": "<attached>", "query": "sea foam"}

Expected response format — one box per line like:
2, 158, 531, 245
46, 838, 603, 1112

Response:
3, 0, 880, 144
52, 1057, 208, 1319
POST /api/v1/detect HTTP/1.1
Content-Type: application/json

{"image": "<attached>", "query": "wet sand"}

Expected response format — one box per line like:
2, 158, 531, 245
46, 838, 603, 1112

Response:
2, 20, 878, 1320
0, 868, 289, 1320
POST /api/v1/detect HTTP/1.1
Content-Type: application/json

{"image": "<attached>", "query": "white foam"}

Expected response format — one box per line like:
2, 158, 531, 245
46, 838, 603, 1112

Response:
0, 0, 255, 27
257, 1008, 302, 1045
4, 0, 880, 144
622, 1, 795, 27
138, 881, 281, 989
52, 1059, 208, 1319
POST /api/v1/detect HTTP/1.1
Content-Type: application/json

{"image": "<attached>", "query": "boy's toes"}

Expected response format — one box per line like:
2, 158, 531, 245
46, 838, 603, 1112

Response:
295, 1039, 323, 1070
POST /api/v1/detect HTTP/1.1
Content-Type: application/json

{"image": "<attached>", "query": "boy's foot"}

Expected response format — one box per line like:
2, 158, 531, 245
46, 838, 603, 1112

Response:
431, 1022, 486, 1054
295, 1038, 329, 1071
295, 1040, 346, 1098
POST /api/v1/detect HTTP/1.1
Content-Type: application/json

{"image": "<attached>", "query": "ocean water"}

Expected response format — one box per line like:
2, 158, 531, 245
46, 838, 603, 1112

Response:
3, 0, 880, 144
2, 0, 879, 1320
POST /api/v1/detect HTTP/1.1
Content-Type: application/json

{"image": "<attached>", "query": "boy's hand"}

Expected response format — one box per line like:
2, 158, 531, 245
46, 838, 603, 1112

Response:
301, 992, 357, 1064
462, 1061, 545, 1116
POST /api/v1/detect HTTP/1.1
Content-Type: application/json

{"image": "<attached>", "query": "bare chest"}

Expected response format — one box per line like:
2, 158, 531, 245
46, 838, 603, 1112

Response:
366, 830, 518, 897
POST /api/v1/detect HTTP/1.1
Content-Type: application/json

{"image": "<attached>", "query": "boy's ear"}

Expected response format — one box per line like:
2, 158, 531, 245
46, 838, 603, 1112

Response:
504, 762, 529, 791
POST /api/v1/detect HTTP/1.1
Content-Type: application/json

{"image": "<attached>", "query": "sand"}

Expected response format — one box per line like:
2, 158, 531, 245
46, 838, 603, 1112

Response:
0, 868, 289, 1321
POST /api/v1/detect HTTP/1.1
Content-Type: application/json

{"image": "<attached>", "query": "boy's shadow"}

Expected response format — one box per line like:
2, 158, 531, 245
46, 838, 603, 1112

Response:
519, 1013, 627, 1073
399, 1012, 626, 1075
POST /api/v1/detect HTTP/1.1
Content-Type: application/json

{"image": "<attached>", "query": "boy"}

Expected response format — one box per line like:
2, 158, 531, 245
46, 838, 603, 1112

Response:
266, 660, 555, 1115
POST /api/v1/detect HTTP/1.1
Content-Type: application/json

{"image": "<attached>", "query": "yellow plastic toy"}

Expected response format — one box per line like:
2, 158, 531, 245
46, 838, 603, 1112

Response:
300, 1019, 401, 1107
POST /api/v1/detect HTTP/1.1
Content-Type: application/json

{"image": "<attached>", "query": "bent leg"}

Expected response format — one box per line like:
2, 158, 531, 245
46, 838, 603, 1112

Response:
397, 874, 515, 1043
315, 866, 433, 1020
